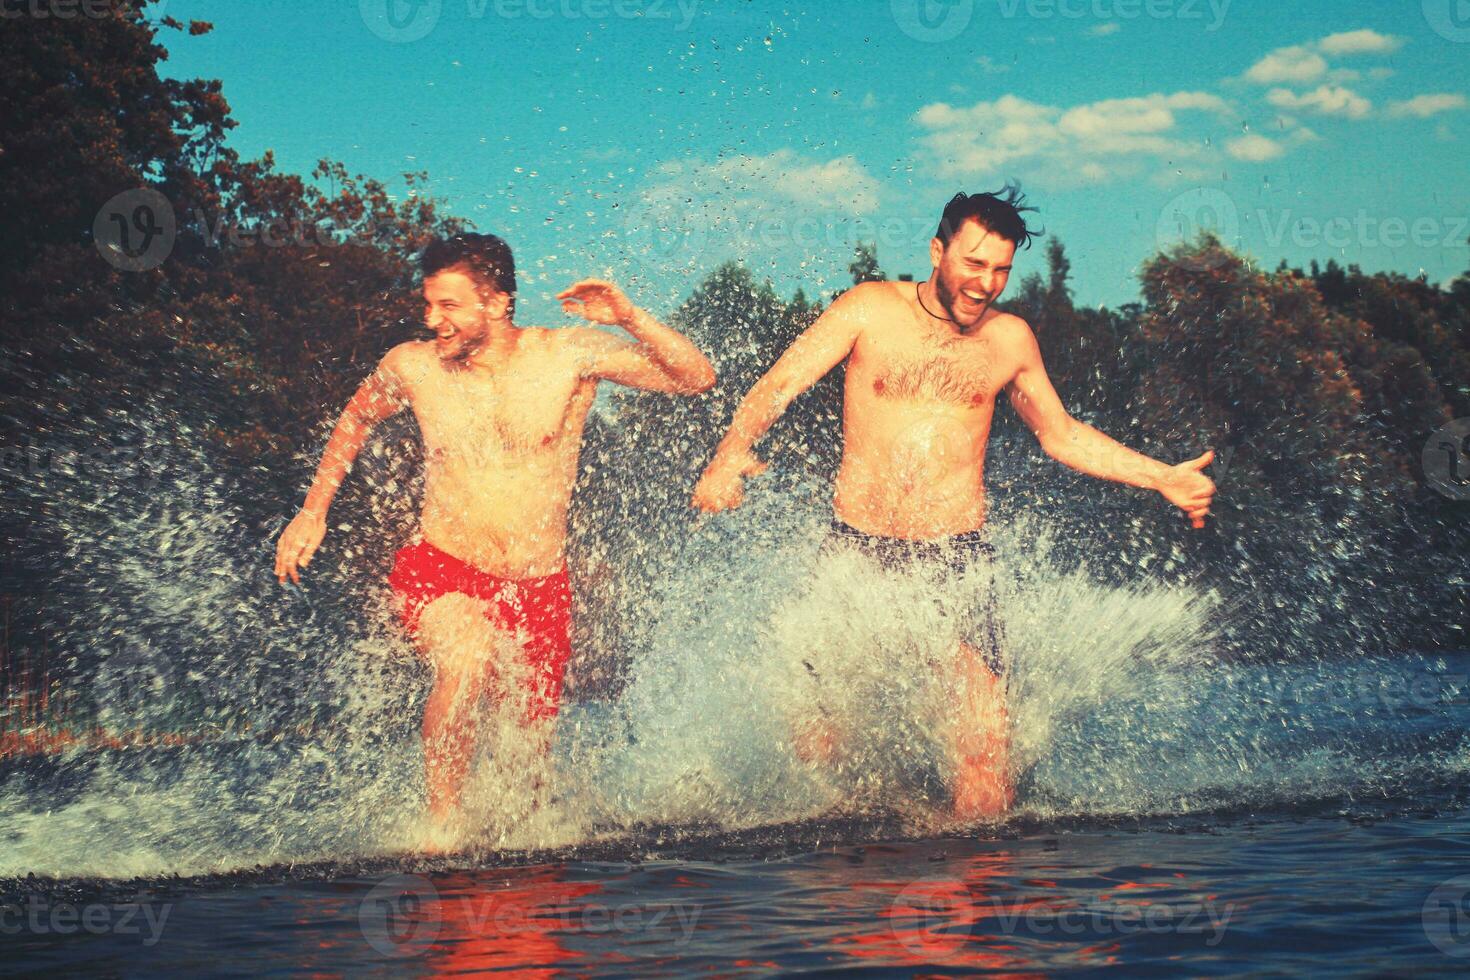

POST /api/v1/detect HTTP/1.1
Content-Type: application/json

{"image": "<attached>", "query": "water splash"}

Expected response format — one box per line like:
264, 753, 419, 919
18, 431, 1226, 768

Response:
2, 359, 1467, 880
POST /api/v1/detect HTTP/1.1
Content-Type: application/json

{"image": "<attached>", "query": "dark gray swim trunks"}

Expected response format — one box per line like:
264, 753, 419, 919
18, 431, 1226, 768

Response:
820, 518, 1007, 677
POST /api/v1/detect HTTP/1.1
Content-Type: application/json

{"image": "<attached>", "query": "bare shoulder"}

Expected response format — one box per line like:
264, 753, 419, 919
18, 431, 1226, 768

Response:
380, 340, 437, 386
382, 339, 430, 369
981, 310, 1039, 354
830, 279, 907, 315
819, 280, 905, 339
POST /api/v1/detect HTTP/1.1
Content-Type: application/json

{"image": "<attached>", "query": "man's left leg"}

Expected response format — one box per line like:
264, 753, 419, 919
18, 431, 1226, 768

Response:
495, 572, 575, 806
949, 641, 1011, 820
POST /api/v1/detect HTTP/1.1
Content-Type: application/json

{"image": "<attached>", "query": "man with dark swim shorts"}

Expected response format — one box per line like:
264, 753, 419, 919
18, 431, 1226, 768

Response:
273, 233, 716, 840
693, 186, 1216, 819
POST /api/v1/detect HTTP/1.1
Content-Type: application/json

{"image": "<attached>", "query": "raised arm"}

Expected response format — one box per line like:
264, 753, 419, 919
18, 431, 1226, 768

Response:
1006, 322, 1216, 528
559, 278, 716, 394
692, 284, 866, 513
274, 345, 411, 584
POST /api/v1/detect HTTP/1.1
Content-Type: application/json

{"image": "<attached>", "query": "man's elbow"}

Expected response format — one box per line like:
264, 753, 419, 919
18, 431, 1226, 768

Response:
1036, 419, 1078, 462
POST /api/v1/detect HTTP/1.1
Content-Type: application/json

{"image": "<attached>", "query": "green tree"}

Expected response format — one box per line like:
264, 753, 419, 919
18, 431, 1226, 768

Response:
848, 241, 886, 285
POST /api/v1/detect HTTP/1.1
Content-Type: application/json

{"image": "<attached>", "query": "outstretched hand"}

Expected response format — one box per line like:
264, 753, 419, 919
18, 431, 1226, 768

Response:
557, 278, 636, 326
275, 510, 326, 584
1157, 450, 1216, 529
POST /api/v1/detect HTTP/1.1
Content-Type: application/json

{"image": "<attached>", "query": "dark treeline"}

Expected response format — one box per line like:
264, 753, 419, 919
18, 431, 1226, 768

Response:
1, 1, 1465, 722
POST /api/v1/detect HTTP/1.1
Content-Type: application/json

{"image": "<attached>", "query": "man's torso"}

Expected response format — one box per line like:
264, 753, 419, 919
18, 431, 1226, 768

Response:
394, 332, 596, 577
834, 282, 1025, 539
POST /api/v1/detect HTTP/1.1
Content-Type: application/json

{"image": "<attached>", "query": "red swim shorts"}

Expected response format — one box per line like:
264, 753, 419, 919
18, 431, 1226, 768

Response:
388, 539, 573, 722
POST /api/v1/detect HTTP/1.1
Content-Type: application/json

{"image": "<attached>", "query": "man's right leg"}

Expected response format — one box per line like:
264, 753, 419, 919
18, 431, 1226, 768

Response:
792, 661, 843, 765
414, 592, 516, 822
949, 641, 1011, 820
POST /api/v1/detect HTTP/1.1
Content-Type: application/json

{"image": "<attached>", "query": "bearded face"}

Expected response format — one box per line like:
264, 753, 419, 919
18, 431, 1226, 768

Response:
928, 219, 1017, 328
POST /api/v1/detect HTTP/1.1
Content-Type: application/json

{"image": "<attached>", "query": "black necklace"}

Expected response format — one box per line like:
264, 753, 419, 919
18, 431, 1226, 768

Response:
916, 280, 953, 322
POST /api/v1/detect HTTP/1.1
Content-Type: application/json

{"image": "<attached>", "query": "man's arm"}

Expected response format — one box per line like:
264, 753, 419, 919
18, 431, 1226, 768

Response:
274, 345, 412, 584
692, 284, 867, 512
1005, 321, 1216, 528
559, 278, 716, 394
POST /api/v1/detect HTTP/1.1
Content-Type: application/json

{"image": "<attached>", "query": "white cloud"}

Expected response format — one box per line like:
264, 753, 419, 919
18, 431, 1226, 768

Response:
1227, 134, 1284, 161
1088, 22, 1121, 37
1386, 93, 1468, 119
769, 153, 882, 212
914, 91, 1233, 186
1265, 84, 1372, 120
977, 55, 1011, 74
861, 92, 878, 110
625, 150, 886, 277
1243, 30, 1404, 87
641, 149, 881, 215
1245, 45, 1328, 85
1317, 29, 1403, 56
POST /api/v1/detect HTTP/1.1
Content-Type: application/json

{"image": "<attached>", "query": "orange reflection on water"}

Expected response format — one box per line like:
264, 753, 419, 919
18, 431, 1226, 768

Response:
418, 867, 606, 978
830, 850, 1052, 975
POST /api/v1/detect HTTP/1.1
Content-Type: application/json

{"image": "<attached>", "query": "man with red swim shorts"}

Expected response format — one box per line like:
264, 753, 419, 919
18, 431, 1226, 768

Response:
273, 233, 716, 840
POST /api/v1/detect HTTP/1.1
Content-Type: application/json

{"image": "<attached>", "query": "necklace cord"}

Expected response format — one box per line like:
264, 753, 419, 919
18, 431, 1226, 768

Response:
916, 280, 954, 322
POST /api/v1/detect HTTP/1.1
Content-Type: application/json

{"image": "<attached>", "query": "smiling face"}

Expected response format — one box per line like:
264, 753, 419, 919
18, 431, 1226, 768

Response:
927, 219, 1017, 328
422, 268, 510, 363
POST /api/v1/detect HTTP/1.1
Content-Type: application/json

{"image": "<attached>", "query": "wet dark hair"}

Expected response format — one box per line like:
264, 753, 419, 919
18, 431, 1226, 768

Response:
934, 182, 1041, 251
420, 233, 517, 316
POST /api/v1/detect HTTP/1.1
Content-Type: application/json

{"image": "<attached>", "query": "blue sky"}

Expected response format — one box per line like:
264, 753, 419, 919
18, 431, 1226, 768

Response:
156, 0, 1469, 325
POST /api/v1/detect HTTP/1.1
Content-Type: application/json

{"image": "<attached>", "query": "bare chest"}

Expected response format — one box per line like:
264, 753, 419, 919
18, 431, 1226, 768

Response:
856, 332, 1002, 409
407, 359, 590, 458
